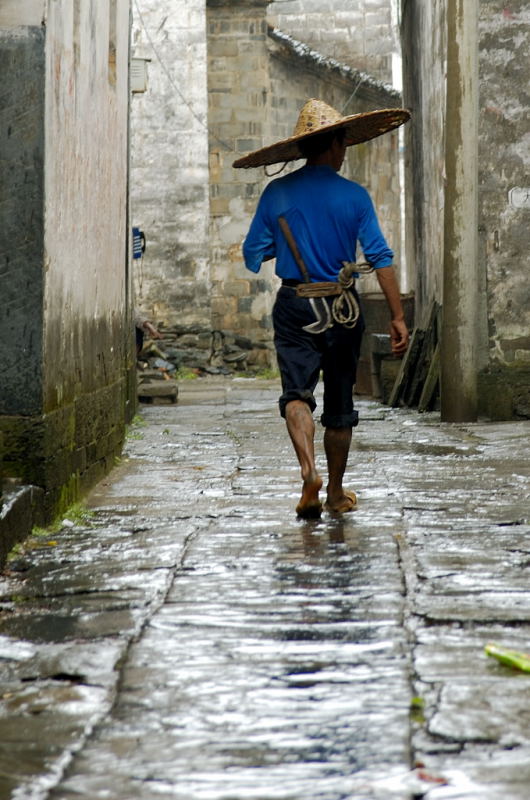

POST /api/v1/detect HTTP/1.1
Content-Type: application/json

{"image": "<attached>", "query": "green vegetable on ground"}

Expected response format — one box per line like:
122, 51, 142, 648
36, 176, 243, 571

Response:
485, 642, 530, 673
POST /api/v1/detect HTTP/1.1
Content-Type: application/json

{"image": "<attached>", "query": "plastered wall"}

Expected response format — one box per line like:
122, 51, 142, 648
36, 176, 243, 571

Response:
0, 0, 133, 514
43, 0, 131, 410
401, 0, 446, 323
0, 0, 44, 27
130, 0, 211, 328
207, 0, 276, 351
0, 24, 45, 415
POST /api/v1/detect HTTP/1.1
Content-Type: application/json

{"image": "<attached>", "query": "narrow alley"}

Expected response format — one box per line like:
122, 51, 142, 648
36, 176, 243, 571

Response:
0, 378, 529, 799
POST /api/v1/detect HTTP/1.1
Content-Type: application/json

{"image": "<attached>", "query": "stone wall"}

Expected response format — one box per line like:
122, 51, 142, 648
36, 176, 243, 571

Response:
0, 0, 133, 518
267, 0, 397, 82
400, 0, 530, 417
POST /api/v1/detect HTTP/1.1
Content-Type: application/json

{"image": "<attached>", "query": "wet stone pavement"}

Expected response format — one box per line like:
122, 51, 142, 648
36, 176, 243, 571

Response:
0, 377, 529, 800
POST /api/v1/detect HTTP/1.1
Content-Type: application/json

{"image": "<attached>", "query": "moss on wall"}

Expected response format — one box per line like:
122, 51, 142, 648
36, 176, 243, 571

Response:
0, 377, 128, 523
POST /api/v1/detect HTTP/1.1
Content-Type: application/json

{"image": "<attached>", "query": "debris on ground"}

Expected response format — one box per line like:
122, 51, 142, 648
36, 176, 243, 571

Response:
485, 642, 530, 673
136, 327, 274, 403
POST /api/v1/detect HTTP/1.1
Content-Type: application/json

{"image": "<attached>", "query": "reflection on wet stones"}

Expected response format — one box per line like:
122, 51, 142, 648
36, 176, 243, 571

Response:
50, 514, 410, 800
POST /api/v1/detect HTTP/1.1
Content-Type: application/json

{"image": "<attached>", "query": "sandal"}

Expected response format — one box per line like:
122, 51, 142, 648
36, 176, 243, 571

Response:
324, 490, 357, 514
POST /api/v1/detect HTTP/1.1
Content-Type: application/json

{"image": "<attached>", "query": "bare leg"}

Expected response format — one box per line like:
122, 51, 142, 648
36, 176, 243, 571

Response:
324, 427, 357, 512
284, 400, 323, 518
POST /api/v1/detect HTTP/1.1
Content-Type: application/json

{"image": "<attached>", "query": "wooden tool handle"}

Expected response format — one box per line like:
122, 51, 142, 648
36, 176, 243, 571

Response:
278, 216, 311, 283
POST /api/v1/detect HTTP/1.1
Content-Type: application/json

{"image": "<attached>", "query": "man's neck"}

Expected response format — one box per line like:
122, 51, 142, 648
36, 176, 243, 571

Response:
306, 153, 335, 167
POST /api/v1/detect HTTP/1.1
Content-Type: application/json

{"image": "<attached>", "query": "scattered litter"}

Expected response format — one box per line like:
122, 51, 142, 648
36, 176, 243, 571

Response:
152, 357, 176, 373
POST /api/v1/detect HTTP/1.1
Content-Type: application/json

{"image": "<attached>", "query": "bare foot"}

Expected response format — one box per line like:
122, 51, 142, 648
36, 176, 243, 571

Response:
296, 472, 323, 519
324, 489, 357, 514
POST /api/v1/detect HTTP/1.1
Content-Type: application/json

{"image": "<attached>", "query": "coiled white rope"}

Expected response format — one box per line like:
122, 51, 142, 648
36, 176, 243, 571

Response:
331, 261, 373, 328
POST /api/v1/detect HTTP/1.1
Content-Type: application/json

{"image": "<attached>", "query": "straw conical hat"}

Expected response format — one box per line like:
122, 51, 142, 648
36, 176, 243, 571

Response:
233, 98, 410, 169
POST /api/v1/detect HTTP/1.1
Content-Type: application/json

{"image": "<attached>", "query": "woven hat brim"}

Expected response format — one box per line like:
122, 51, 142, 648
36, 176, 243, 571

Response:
233, 108, 410, 169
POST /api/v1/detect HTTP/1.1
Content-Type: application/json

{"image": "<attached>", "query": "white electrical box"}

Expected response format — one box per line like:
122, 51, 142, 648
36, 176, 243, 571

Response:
131, 58, 150, 93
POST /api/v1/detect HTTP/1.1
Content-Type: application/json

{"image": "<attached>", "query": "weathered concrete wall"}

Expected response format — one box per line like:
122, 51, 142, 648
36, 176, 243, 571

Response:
0, 0, 134, 517
0, 25, 45, 416
44, 0, 131, 411
267, 0, 397, 82
130, 0, 211, 328
478, 3, 530, 418
401, 0, 530, 418
0, 1, 44, 27
479, 6, 530, 367
400, 0, 446, 322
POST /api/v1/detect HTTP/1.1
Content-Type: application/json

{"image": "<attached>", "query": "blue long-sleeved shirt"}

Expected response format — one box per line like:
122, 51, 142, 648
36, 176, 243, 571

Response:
243, 164, 393, 281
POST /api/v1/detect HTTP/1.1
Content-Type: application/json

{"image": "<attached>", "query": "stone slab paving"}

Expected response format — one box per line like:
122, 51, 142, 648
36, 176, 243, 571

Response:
0, 377, 528, 799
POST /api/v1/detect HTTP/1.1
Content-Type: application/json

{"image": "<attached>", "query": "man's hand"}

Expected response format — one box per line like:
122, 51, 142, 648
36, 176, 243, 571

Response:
374, 266, 410, 357
390, 318, 409, 356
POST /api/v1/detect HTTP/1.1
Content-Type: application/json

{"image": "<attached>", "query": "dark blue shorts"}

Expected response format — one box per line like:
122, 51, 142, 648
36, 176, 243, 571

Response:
272, 286, 364, 428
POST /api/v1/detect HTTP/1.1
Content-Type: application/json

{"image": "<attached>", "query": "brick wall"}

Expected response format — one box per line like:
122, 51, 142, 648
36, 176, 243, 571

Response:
207, 1, 276, 363
267, 0, 397, 82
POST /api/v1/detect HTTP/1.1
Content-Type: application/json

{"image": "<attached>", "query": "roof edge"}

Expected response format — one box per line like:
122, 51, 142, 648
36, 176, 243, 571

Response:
267, 27, 401, 105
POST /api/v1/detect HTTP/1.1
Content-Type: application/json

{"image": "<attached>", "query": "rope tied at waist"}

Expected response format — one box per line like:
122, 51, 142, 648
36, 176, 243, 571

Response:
332, 260, 373, 328
276, 215, 374, 332
288, 261, 374, 329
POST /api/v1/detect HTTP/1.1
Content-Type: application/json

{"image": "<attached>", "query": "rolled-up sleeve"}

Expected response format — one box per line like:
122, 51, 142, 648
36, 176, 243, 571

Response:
242, 190, 276, 273
357, 191, 394, 269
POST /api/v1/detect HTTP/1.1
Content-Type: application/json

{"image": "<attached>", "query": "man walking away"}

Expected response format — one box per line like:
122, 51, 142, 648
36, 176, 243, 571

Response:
233, 99, 410, 519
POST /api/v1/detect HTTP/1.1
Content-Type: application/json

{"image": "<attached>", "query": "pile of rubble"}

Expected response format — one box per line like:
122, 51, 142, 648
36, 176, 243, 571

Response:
136, 325, 274, 404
